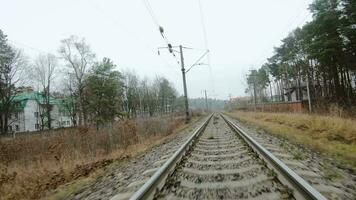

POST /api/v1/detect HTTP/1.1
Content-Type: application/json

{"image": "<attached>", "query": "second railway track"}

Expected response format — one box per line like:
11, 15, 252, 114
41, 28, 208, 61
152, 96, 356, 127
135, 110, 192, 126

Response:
129, 113, 326, 200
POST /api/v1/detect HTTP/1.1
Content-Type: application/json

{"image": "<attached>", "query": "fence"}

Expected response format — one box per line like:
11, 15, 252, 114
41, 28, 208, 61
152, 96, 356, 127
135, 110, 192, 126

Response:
244, 101, 308, 113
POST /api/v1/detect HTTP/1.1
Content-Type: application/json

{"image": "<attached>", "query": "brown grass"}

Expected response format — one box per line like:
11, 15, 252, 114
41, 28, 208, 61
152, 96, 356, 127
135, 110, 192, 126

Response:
228, 111, 356, 168
0, 115, 188, 200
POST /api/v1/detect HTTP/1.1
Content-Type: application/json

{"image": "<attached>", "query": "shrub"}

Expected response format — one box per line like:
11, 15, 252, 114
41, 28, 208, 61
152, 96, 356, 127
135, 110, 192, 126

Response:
0, 115, 185, 199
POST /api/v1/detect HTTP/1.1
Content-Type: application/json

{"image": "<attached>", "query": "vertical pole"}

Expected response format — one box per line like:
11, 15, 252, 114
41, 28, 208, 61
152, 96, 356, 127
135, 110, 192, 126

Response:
306, 73, 312, 113
269, 82, 273, 102
204, 90, 208, 112
228, 94, 232, 111
253, 77, 257, 112
180, 45, 190, 123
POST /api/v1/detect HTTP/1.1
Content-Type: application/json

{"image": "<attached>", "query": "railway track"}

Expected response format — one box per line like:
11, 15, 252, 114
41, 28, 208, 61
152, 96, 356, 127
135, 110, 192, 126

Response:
128, 113, 327, 200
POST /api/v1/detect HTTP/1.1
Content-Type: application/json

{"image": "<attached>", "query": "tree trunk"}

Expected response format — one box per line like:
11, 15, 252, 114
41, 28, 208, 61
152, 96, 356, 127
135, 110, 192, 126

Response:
4, 113, 8, 134
47, 107, 51, 129
276, 80, 280, 101
280, 79, 285, 102
346, 70, 353, 103
331, 63, 343, 104
269, 82, 273, 102
0, 115, 3, 134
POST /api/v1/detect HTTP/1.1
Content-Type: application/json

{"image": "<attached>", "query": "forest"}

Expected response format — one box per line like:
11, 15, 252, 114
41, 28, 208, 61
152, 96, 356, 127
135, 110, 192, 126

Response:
245, 0, 356, 111
0, 33, 182, 134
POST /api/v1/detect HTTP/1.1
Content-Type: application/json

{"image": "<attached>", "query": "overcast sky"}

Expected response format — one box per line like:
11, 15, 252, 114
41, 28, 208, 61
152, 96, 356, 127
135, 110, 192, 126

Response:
1, 0, 313, 99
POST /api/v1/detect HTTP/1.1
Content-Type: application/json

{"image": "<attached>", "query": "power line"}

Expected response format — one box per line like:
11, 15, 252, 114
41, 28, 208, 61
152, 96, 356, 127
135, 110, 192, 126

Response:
255, 9, 311, 67
142, 0, 159, 27
198, 0, 215, 96
141, 0, 211, 122
6, 1, 181, 78
88, 0, 154, 50
141, 0, 180, 65
198, 0, 209, 51
86, 0, 180, 72
7, 39, 47, 54
296, 12, 312, 27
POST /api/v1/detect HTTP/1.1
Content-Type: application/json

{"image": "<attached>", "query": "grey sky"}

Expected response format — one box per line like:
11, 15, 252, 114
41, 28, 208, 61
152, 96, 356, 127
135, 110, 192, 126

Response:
1, 0, 312, 99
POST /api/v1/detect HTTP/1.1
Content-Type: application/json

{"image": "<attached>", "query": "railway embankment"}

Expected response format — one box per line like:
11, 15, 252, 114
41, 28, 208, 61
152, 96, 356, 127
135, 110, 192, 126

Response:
228, 111, 356, 199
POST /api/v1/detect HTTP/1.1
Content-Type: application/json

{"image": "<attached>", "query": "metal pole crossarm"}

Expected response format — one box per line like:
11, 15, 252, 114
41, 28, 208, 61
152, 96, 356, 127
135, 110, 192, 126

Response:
181, 46, 194, 49
186, 63, 207, 73
157, 47, 180, 53
186, 50, 209, 73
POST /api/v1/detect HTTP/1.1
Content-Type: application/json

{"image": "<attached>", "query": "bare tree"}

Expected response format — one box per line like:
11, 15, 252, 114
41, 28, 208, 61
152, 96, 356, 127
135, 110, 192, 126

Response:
58, 35, 95, 125
33, 53, 57, 129
0, 38, 27, 134
61, 73, 79, 127
122, 71, 140, 118
121, 72, 179, 118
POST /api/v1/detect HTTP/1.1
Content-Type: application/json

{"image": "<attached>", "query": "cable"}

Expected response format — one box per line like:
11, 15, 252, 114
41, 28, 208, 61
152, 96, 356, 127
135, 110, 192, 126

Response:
88, 0, 154, 50
8, 39, 47, 54
198, 0, 216, 96
296, 12, 312, 27
198, 0, 209, 52
186, 50, 209, 73
255, 7, 311, 67
141, 0, 180, 65
87, 0, 180, 70
142, 0, 159, 27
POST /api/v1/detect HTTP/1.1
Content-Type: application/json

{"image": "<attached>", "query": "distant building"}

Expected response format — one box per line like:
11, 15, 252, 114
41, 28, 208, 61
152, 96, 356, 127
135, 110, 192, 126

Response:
7, 88, 73, 133
227, 96, 251, 110
229, 96, 251, 102
283, 84, 309, 102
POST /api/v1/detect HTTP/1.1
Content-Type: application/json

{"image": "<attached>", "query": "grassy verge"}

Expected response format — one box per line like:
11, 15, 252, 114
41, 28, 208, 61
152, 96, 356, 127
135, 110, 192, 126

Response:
0, 114, 202, 200
228, 111, 356, 169
46, 116, 202, 200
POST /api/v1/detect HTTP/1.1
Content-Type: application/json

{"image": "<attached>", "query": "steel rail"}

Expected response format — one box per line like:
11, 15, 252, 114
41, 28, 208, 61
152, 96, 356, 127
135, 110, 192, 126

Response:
220, 113, 327, 200
130, 113, 214, 200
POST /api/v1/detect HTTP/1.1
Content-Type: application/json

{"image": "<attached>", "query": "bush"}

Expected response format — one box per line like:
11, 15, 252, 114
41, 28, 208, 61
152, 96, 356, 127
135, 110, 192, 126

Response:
0, 115, 185, 199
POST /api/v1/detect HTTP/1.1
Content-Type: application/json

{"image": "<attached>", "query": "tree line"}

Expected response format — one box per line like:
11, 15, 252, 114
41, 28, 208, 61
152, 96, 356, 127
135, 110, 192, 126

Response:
0, 32, 181, 134
246, 0, 356, 109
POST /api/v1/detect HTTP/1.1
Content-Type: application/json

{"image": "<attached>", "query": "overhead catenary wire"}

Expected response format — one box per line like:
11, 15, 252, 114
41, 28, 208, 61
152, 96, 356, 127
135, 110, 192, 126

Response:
255, 8, 312, 67
4, 0, 183, 79
8, 38, 182, 76
186, 50, 209, 73
142, 0, 160, 27
8, 39, 47, 54
142, 0, 213, 122
86, 0, 180, 74
198, 0, 209, 54
255, 9, 307, 66
87, 0, 156, 52
197, 0, 216, 97
142, 0, 213, 70
7, 39, 65, 61
141, 0, 181, 65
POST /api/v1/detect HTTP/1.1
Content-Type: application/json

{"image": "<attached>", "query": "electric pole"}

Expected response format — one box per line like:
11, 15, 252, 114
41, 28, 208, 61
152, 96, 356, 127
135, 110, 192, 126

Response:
253, 78, 257, 111
179, 45, 190, 123
306, 73, 312, 113
204, 90, 208, 112
157, 44, 209, 123
249, 70, 257, 112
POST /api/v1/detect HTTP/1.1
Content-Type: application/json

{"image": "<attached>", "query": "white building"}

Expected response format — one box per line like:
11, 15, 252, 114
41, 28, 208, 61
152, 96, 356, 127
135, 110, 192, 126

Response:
283, 85, 309, 102
8, 90, 73, 133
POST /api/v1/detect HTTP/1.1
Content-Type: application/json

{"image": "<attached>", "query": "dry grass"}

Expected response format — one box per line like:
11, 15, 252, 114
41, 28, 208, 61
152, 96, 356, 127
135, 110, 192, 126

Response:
228, 111, 356, 168
0, 115, 190, 200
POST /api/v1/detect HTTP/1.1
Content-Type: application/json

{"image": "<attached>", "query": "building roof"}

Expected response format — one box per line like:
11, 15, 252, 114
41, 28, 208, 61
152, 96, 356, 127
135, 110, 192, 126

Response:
12, 92, 64, 109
